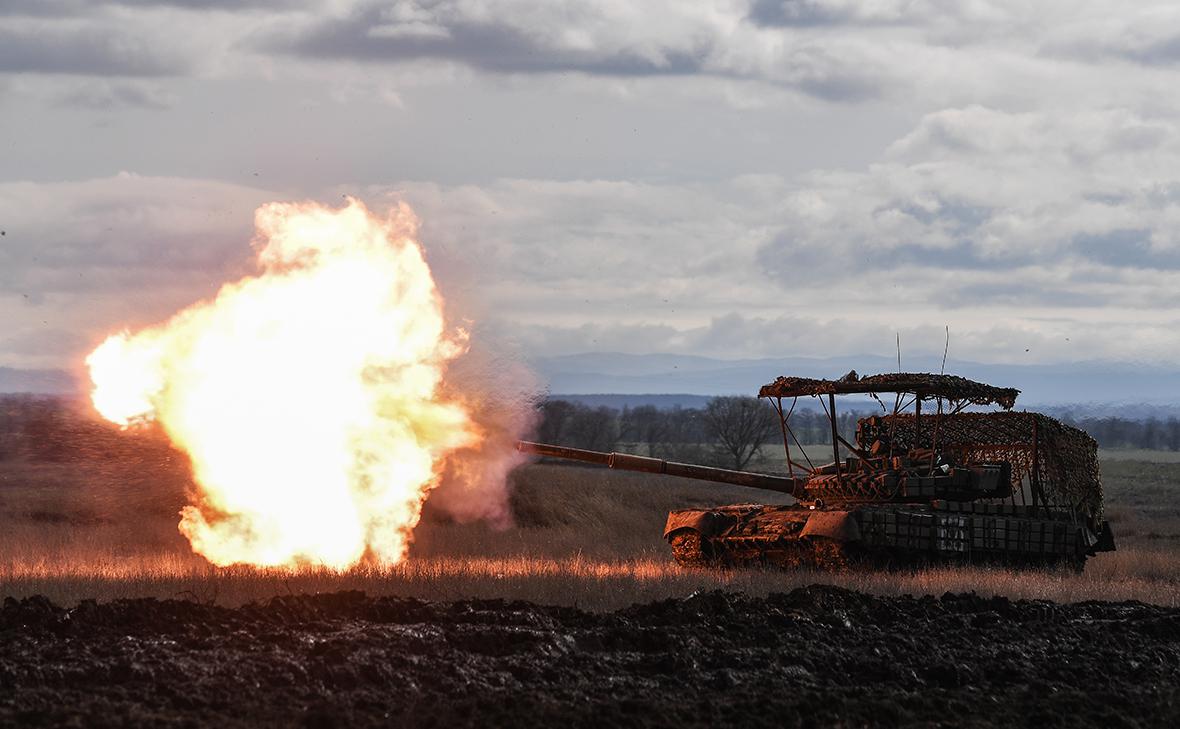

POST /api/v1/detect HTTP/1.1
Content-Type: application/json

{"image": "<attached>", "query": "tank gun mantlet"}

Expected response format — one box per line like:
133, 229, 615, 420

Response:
758, 372, 1020, 410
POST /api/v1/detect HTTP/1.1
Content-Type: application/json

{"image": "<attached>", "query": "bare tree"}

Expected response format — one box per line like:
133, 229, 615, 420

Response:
536, 400, 577, 444
535, 400, 620, 451
653, 407, 709, 462
701, 396, 778, 470
619, 405, 668, 449
565, 405, 620, 452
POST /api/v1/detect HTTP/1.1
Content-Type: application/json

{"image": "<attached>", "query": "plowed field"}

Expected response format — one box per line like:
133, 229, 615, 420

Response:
3, 586, 1178, 728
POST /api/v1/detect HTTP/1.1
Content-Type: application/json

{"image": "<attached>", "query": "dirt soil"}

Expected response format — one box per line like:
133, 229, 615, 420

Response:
1, 586, 1178, 729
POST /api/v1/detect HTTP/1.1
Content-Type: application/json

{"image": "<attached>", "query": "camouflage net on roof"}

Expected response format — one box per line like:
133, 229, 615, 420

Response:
759, 372, 1019, 409
857, 411, 1103, 525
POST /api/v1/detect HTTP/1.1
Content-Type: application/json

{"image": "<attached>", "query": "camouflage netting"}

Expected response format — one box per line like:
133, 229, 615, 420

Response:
857, 412, 1103, 525
759, 372, 1020, 409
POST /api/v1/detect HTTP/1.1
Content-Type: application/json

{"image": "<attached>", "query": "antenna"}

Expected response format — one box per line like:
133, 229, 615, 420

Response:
896, 332, 901, 373
941, 325, 950, 375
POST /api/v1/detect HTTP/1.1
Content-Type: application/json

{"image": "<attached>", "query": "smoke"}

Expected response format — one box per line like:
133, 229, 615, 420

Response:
433, 335, 541, 528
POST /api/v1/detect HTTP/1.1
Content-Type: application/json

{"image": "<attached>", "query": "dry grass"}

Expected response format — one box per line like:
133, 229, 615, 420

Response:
5, 550, 1178, 611
3, 448, 1180, 610
1101, 448, 1180, 463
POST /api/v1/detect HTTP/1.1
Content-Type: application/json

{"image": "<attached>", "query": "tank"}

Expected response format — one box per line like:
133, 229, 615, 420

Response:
519, 371, 1116, 570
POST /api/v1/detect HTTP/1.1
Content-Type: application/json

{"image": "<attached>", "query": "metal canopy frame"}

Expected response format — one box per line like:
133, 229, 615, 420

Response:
757, 372, 1102, 527
759, 371, 1018, 479
758, 371, 1020, 410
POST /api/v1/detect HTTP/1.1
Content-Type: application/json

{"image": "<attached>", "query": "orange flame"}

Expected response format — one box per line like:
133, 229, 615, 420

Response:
86, 198, 480, 569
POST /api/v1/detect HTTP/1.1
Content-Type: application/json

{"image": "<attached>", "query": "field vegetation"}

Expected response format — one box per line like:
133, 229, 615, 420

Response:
1, 395, 1179, 610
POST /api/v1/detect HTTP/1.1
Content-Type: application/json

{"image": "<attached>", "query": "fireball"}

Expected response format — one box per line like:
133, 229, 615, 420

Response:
86, 198, 480, 569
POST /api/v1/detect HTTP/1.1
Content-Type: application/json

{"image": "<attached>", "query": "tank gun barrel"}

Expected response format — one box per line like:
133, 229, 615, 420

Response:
517, 440, 804, 496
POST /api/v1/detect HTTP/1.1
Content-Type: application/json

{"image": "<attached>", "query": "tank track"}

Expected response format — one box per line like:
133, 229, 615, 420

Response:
669, 530, 713, 567
668, 530, 1085, 571
669, 531, 854, 569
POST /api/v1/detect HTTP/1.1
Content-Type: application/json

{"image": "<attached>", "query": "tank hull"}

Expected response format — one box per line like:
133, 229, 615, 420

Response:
665, 502, 1110, 570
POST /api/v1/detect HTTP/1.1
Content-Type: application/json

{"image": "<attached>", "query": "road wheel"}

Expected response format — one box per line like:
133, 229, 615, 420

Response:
669, 529, 711, 567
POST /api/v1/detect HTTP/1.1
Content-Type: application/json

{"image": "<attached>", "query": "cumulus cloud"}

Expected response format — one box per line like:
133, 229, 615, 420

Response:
506, 310, 1180, 369
263, 1, 726, 74
5, 154, 1180, 370
0, 174, 276, 367
761, 106, 1180, 282
4, 0, 1171, 111
377, 176, 787, 327
0, 0, 307, 86
0, 0, 309, 15
1041, 4, 1180, 67
53, 81, 176, 110
0, 173, 275, 294
109, 1, 314, 9
747, 0, 914, 27
242, 0, 1179, 107
355, 147, 1180, 364
7, 0, 1180, 373
0, 1, 92, 18
256, 0, 898, 101
0, 19, 192, 76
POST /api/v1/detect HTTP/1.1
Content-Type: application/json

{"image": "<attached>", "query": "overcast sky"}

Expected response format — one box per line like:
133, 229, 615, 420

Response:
3, 0, 1180, 374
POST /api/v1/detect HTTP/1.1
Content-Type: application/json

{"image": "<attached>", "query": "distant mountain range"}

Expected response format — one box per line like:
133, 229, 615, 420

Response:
536, 352, 1180, 418
8, 353, 1180, 419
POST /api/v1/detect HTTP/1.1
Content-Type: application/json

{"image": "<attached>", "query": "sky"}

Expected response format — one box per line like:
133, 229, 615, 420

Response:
3, 0, 1180, 375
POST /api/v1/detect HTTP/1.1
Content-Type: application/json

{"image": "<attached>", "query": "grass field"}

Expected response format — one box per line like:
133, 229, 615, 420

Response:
2, 441, 1179, 610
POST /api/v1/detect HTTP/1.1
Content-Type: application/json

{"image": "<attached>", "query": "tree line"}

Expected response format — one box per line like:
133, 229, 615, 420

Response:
535, 398, 1180, 467
1058, 415, 1180, 451
3, 394, 1179, 469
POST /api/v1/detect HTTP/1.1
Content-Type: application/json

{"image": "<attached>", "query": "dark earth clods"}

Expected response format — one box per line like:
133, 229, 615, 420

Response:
2, 586, 1179, 728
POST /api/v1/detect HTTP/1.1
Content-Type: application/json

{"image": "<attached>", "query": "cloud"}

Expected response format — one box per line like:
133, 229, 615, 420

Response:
108, 1, 313, 9
257, 0, 893, 101
53, 81, 175, 110
506, 311, 1180, 368
0, 0, 1173, 116
264, 2, 721, 74
5, 155, 1180, 370
1073, 228, 1180, 270
0, 174, 278, 368
375, 176, 788, 326
0, 1, 92, 18
4, 0, 1161, 111
0, 173, 275, 295
747, 0, 910, 27
0, 0, 304, 85
1041, 5, 1180, 68
0, 0, 308, 15
7, 3, 1180, 370
0, 20, 191, 76
341, 145, 1180, 365
759, 106, 1180, 296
